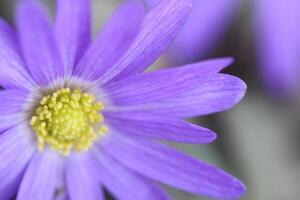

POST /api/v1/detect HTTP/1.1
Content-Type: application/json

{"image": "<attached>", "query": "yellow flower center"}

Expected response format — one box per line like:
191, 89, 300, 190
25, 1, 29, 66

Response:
30, 88, 108, 156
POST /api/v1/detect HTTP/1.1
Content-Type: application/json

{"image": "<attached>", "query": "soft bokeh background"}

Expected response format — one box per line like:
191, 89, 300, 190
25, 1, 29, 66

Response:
1, 0, 300, 199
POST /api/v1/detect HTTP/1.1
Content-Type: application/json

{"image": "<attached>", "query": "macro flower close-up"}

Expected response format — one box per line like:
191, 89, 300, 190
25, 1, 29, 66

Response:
0, 0, 248, 199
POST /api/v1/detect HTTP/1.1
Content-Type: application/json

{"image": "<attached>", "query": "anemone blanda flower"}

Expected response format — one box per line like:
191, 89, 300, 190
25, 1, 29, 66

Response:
0, 0, 246, 199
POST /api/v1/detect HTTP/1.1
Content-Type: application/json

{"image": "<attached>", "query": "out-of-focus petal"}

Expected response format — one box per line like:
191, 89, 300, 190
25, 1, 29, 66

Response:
55, 0, 91, 76
253, 0, 300, 96
106, 74, 246, 118
91, 148, 171, 200
0, 19, 35, 90
66, 153, 104, 200
0, 89, 29, 132
15, 0, 64, 86
103, 133, 246, 199
103, 58, 232, 105
169, 0, 239, 65
17, 150, 63, 200
105, 111, 216, 143
0, 123, 35, 200
74, 1, 144, 81
96, 0, 193, 84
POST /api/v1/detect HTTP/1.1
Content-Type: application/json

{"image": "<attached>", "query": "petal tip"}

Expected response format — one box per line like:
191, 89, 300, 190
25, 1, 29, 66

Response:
231, 178, 247, 198
209, 131, 218, 142
204, 129, 218, 143
237, 78, 247, 101
222, 56, 235, 66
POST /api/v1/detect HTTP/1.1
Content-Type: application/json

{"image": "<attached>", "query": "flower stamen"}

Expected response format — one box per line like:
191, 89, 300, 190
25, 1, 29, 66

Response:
30, 88, 108, 156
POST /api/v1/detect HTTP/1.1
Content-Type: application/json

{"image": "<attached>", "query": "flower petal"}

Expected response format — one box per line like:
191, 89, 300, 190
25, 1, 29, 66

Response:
55, 0, 91, 76
103, 58, 232, 105
253, 0, 300, 96
74, 1, 144, 81
17, 150, 63, 200
0, 18, 35, 90
108, 74, 246, 118
103, 133, 246, 199
15, 0, 64, 86
0, 89, 29, 115
96, 0, 193, 84
0, 123, 35, 200
0, 89, 29, 132
91, 148, 171, 200
105, 111, 216, 144
66, 153, 104, 200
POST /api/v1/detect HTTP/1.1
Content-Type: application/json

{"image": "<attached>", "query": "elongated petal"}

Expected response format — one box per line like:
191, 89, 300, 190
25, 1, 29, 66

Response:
108, 74, 246, 118
103, 58, 232, 105
91, 148, 171, 200
16, 0, 64, 86
0, 89, 29, 132
55, 0, 91, 75
0, 124, 35, 200
105, 111, 216, 143
254, 0, 300, 96
96, 0, 193, 84
170, 0, 239, 65
17, 150, 63, 200
66, 153, 104, 200
0, 19, 35, 90
74, 1, 144, 80
0, 89, 29, 115
103, 134, 246, 199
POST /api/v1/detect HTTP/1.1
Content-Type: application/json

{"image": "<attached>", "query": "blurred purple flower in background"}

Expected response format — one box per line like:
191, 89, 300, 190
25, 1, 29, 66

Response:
253, 0, 300, 97
143, 0, 239, 65
146, 0, 300, 98
169, 0, 239, 65
0, 0, 246, 199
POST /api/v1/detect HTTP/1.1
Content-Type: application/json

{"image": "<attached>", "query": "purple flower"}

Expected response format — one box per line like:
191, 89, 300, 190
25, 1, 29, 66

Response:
253, 0, 300, 97
0, 0, 246, 199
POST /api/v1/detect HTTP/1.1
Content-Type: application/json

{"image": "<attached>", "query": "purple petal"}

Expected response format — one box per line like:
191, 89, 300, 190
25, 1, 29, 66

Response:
0, 89, 29, 115
107, 74, 246, 118
169, 0, 239, 65
17, 150, 63, 200
55, 0, 91, 76
0, 89, 29, 132
253, 0, 300, 97
15, 0, 64, 86
0, 18, 36, 90
103, 133, 246, 199
74, 1, 144, 81
105, 111, 216, 143
103, 58, 232, 105
0, 123, 35, 200
66, 153, 104, 200
91, 148, 171, 200
95, 0, 193, 84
